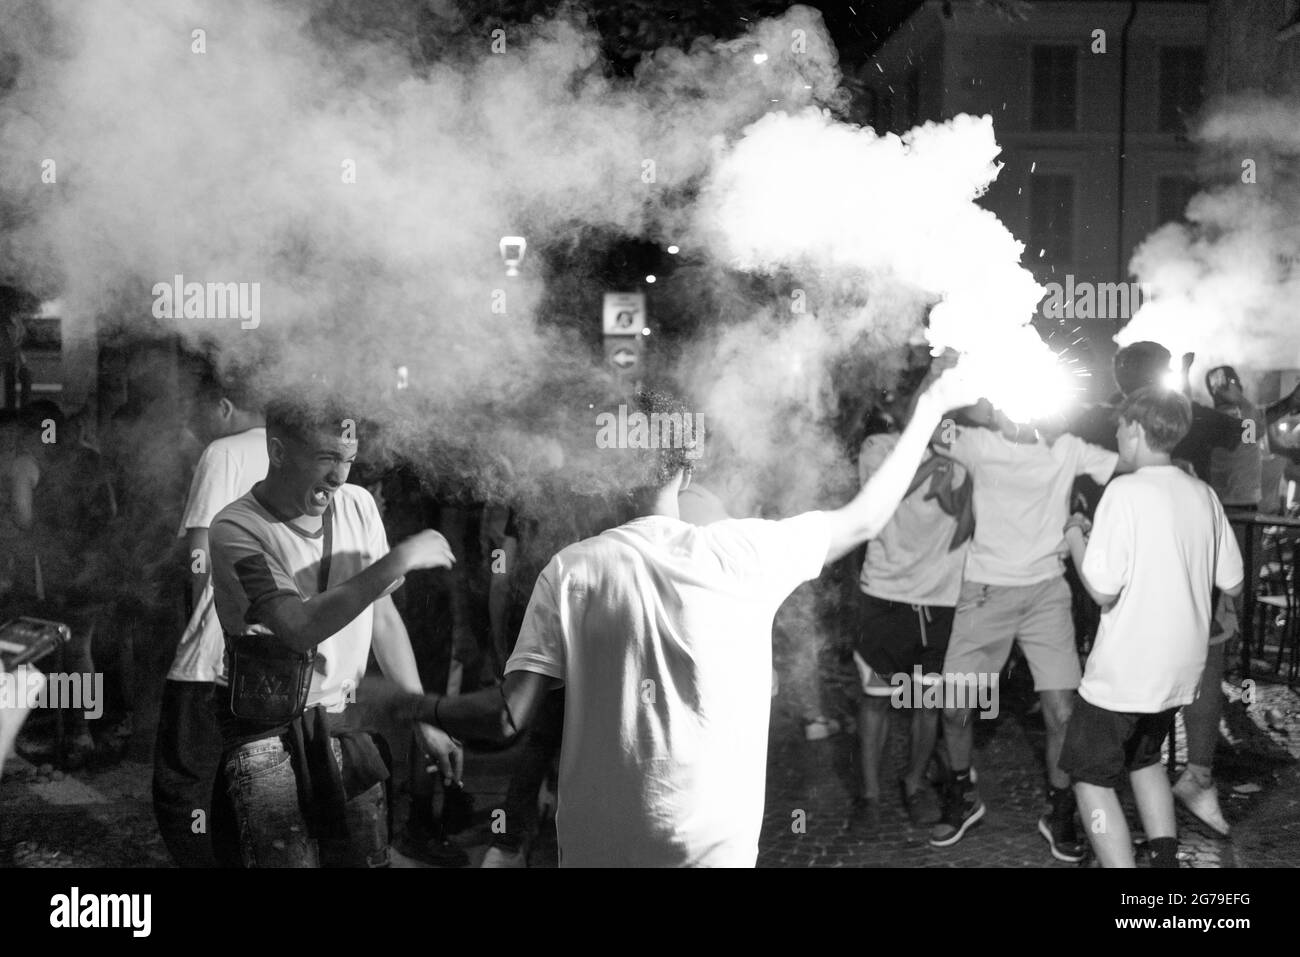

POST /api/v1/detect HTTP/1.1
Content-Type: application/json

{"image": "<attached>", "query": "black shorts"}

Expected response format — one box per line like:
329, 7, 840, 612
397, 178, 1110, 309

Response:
854, 592, 954, 681
1058, 697, 1176, 789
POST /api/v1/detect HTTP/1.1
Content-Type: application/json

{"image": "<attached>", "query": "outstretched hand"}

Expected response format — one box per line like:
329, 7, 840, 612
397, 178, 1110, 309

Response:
920, 353, 982, 414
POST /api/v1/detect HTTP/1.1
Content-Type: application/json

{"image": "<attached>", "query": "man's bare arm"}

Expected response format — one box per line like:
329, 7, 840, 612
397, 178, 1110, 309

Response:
1064, 526, 1119, 609
825, 369, 976, 564
248, 530, 453, 653
412, 669, 558, 745
370, 594, 423, 694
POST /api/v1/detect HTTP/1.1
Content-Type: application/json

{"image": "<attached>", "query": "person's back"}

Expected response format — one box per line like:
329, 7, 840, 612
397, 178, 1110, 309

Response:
944, 426, 1117, 585
1080, 466, 1239, 712
509, 512, 830, 866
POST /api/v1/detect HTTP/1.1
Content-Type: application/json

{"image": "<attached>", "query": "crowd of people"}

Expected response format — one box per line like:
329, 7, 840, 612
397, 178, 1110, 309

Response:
3, 339, 1300, 868
844, 341, 1300, 866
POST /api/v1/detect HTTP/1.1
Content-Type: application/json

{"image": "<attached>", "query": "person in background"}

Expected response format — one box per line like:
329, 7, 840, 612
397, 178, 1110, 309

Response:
1204, 364, 1278, 517
1062, 387, 1242, 867
152, 362, 266, 867
847, 360, 971, 836
3, 402, 114, 766
1172, 362, 1299, 835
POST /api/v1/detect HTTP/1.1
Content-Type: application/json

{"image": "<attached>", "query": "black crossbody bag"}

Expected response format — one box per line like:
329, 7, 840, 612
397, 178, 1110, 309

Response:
227, 505, 334, 723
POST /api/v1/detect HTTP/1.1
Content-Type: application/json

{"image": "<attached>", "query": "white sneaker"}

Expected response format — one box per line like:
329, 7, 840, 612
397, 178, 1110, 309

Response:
1173, 770, 1230, 836
480, 846, 526, 868
804, 717, 842, 741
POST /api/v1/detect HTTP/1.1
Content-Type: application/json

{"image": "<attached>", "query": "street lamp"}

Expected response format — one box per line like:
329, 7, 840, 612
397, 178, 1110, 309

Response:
499, 236, 527, 277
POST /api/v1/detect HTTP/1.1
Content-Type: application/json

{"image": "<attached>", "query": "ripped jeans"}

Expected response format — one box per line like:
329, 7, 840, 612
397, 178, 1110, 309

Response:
223, 735, 389, 868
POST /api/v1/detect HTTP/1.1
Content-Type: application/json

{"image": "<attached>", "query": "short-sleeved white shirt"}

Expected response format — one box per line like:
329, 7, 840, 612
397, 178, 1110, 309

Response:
209, 483, 390, 712
1080, 466, 1244, 712
168, 428, 268, 682
506, 511, 833, 868
942, 428, 1117, 586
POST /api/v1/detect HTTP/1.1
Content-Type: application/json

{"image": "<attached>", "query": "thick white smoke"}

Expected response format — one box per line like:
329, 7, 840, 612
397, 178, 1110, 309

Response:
0, 0, 1058, 519
694, 108, 1064, 430
1122, 92, 1300, 388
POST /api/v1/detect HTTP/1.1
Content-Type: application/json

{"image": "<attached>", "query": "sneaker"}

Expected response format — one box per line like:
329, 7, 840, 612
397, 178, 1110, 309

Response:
804, 717, 842, 741
395, 826, 470, 868
1173, 770, 1230, 837
844, 796, 881, 834
899, 779, 942, 827
1037, 816, 1088, 863
480, 844, 527, 868
1037, 788, 1087, 863
929, 776, 984, 847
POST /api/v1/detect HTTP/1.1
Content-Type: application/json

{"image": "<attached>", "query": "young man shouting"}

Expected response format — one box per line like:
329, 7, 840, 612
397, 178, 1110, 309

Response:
209, 393, 460, 867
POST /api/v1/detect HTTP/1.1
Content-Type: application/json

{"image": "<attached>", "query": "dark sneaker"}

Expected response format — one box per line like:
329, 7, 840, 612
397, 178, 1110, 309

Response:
899, 779, 942, 827
1037, 815, 1087, 863
1038, 788, 1087, 863
395, 825, 470, 868
844, 796, 882, 835
929, 776, 985, 847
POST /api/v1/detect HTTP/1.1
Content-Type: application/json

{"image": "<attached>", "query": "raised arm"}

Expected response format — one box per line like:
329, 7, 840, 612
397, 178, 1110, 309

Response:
824, 364, 977, 564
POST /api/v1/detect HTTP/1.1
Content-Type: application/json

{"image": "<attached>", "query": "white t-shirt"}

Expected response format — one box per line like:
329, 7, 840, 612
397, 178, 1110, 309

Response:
942, 428, 1117, 586
1079, 466, 1244, 712
506, 510, 833, 867
209, 483, 390, 712
168, 428, 269, 683
858, 435, 968, 606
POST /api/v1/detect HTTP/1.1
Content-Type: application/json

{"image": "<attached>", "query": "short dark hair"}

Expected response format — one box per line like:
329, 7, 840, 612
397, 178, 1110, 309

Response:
633, 388, 704, 490
1204, 365, 1241, 399
193, 355, 260, 412
1113, 341, 1171, 397
265, 390, 356, 447
1120, 386, 1191, 453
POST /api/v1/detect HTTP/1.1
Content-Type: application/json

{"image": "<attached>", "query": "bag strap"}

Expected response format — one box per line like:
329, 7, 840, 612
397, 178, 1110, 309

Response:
905, 452, 945, 500
318, 503, 334, 594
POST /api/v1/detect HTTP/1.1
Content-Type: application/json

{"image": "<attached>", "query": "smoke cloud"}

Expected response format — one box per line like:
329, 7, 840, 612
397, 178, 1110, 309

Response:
1121, 92, 1300, 389
0, 0, 1054, 524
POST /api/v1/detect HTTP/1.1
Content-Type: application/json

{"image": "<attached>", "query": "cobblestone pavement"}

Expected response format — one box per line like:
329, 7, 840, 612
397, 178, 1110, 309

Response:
1, 671, 1296, 869
757, 672, 1300, 869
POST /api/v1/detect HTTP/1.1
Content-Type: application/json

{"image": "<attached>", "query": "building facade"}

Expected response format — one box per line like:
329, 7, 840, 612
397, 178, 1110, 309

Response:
861, 0, 1208, 394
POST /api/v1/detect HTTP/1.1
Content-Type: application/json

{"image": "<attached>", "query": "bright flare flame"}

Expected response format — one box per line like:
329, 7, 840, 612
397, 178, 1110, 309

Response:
1161, 368, 1183, 391
960, 330, 1076, 425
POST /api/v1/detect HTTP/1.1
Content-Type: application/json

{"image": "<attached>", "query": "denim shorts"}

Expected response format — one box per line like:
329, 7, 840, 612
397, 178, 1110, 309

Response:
223, 734, 388, 868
